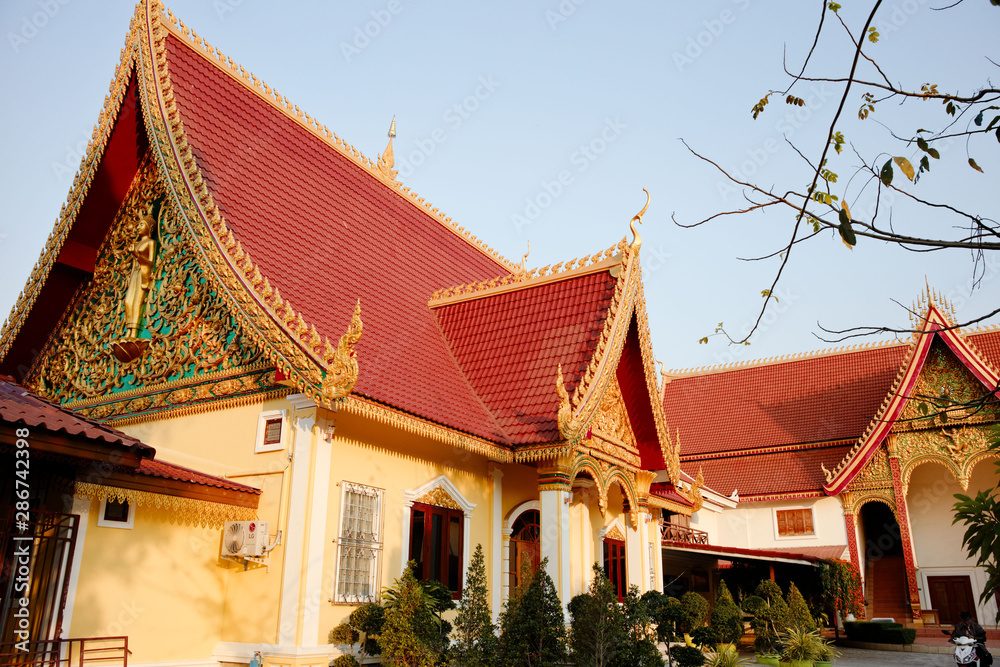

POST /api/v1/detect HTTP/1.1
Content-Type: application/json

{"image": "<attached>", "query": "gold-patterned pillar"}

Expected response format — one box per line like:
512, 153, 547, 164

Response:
887, 435, 922, 623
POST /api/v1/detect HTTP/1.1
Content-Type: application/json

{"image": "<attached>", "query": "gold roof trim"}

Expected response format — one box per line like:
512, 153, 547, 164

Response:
428, 239, 627, 308
662, 338, 903, 380
158, 10, 515, 273
0, 16, 140, 360
340, 396, 513, 463
142, 0, 356, 408
75, 482, 256, 528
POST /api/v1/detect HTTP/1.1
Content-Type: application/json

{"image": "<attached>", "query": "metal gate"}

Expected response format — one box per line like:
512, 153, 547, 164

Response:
0, 508, 79, 652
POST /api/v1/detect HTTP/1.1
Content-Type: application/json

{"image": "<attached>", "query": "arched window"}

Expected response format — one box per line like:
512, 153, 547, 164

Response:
509, 510, 540, 592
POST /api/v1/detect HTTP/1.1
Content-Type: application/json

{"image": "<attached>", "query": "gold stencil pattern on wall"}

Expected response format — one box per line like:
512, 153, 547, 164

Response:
29, 158, 266, 403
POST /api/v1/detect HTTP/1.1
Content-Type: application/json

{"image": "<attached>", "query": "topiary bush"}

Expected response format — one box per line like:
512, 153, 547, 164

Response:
692, 625, 719, 648
746, 581, 788, 655
710, 580, 744, 645
680, 592, 710, 633
785, 582, 816, 631
670, 644, 706, 667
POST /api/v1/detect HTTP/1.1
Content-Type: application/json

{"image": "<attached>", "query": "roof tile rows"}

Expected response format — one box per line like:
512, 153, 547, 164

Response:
0, 374, 149, 453
434, 271, 618, 444
166, 32, 510, 441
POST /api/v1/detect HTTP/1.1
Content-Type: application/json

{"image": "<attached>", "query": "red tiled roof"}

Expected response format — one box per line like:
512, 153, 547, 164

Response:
165, 32, 509, 441
0, 375, 152, 454
434, 271, 618, 444
663, 345, 908, 456
685, 446, 854, 498
758, 545, 848, 560
650, 481, 693, 506
136, 458, 260, 495
663, 541, 826, 564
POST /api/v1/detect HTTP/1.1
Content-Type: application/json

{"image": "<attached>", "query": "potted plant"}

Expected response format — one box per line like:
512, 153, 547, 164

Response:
705, 643, 749, 667
813, 639, 840, 667
778, 627, 822, 667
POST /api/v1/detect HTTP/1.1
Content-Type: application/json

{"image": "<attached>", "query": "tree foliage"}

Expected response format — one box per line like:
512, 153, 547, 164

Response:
745, 580, 789, 655
379, 564, 441, 667
710, 580, 745, 645
452, 544, 497, 667
569, 564, 625, 667
679, 592, 710, 633
498, 557, 567, 667
678, 1, 1000, 345
329, 602, 384, 665
785, 582, 816, 632
820, 559, 864, 619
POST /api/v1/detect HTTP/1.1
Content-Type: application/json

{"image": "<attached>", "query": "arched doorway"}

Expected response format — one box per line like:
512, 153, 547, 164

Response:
859, 501, 908, 620
509, 509, 540, 592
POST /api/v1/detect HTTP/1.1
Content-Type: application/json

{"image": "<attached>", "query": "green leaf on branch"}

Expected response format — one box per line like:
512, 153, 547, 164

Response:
894, 156, 915, 181
880, 160, 893, 186
831, 131, 845, 154
828, 2, 841, 11
920, 156, 930, 173
928, 148, 940, 159
970, 158, 984, 173
868, 26, 879, 42
838, 206, 856, 248
917, 136, 929, 152
975, 111, 984, 127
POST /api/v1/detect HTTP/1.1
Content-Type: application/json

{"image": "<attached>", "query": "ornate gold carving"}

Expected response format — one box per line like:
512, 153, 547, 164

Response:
590, 379, 639, 455
896, 426, 999, 492
605, 523, 626, 542
75, 482, 256, 528
414, 486, 461, 510
375, 118, 399, 184
685, 467, 705, 512
628, 188, 650, 250
27, 160, 267, 404
898, 342, 1000, 428
340, 396, 513, 462
321, 300, 363, 402
851, 445, 892, 489
556, 364, 578, 442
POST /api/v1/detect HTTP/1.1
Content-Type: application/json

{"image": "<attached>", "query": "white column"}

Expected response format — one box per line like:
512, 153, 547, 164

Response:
638, 510, 650, 594
61, 497, 92, 638
626, 512, 643, 594
278, 408, 314, 646
540, 487, 571, 621
501, 527, 512, 605
301, 428, 331, 646
491, 466, 503, 623
652, 510, 664, 593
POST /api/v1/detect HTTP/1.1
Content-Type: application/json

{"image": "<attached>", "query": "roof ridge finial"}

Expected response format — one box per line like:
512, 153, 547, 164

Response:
629, 188, 650, 249
376, 116, 399, 185
519, 240, 530, 275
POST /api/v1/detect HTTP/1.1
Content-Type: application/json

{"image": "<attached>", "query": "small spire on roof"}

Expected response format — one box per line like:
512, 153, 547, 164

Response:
629, 188, 650, 249
376, 116, 399, 185
519, 240, 530, 275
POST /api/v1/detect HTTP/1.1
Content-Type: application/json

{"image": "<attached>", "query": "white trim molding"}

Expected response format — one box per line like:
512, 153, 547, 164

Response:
401, 475, 477, 592
97, 496, 135, 529
255, 409, 289, 453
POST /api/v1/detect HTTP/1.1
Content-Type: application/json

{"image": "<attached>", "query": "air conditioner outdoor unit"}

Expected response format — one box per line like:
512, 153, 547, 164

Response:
222, 520, 270, 558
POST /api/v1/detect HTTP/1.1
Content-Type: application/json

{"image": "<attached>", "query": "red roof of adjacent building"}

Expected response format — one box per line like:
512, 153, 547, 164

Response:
0, 374, 152, 454
164, 30, 511, 442
434, 270, 618, 444
668, 326, 1000, 499
136, 458, 260, 495
650, 481, 694, 507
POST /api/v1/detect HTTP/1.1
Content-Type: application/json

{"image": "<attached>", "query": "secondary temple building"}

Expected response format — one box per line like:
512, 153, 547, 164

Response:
0, 2, 997, 666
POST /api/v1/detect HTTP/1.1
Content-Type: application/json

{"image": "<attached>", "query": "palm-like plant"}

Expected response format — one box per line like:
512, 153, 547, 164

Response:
778, 627, 823, 663
704, 643, 749, 667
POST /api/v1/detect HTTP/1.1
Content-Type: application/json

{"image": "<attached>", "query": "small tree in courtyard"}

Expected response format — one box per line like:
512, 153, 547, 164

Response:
569, 564, 624, 667
452, 544, 496, 667
379, 563, 440, 667
785, 582, 816, 632
710, 580, 744, 645
679, 592, 710, 634
498, 557, 567, 667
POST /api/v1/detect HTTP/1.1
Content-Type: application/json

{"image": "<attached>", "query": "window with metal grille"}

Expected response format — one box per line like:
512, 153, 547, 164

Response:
776, 508, 814, 536
334, 482, 383, 603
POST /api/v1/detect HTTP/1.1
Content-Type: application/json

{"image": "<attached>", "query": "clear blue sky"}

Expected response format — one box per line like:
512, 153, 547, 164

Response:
1, 0, 996, 372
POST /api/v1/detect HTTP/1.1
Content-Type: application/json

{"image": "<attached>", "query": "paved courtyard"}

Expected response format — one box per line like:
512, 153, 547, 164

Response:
831, 646, 956, 666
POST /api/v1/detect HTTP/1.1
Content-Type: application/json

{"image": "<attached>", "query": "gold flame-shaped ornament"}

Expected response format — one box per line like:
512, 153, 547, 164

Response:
322, 300, 363, 402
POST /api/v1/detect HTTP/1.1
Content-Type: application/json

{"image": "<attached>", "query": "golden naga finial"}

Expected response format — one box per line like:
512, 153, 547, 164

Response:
555, 364, 577, 441
688, 466, 705, 512
376, 116, 399, 184
629, 187, 650, 249
321, 300, 363, 402
519, 240, 531, 275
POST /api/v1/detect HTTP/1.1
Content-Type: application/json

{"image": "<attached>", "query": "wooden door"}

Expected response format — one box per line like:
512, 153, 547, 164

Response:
928, 576, 976, 625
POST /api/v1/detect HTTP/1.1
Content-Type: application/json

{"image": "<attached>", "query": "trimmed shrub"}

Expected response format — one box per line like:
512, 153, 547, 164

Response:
680, 592, 710, 633
330, 656, 360, 667
498, 557, 567, 666
710, 581, 744, 644
785, 582, 816, 631
669, 644, 706, 667
692, 625, 719, 648
452, 544, 496, 667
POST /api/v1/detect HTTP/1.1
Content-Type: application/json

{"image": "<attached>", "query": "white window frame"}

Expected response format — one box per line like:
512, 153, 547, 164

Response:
772, 505, 817, 540
333, 481, 384, 604
97, 496, 135, 529
254, 409, 288, 453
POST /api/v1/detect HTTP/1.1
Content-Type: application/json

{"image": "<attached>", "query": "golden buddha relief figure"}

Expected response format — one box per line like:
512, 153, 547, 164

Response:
123, 205, 157, 338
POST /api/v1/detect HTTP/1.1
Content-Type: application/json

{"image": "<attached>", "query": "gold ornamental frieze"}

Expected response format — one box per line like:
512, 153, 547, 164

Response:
897, 342, 1000, 429
27, 159, 269, 409
896, 426, 999, 492
414, 486, 461, 511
